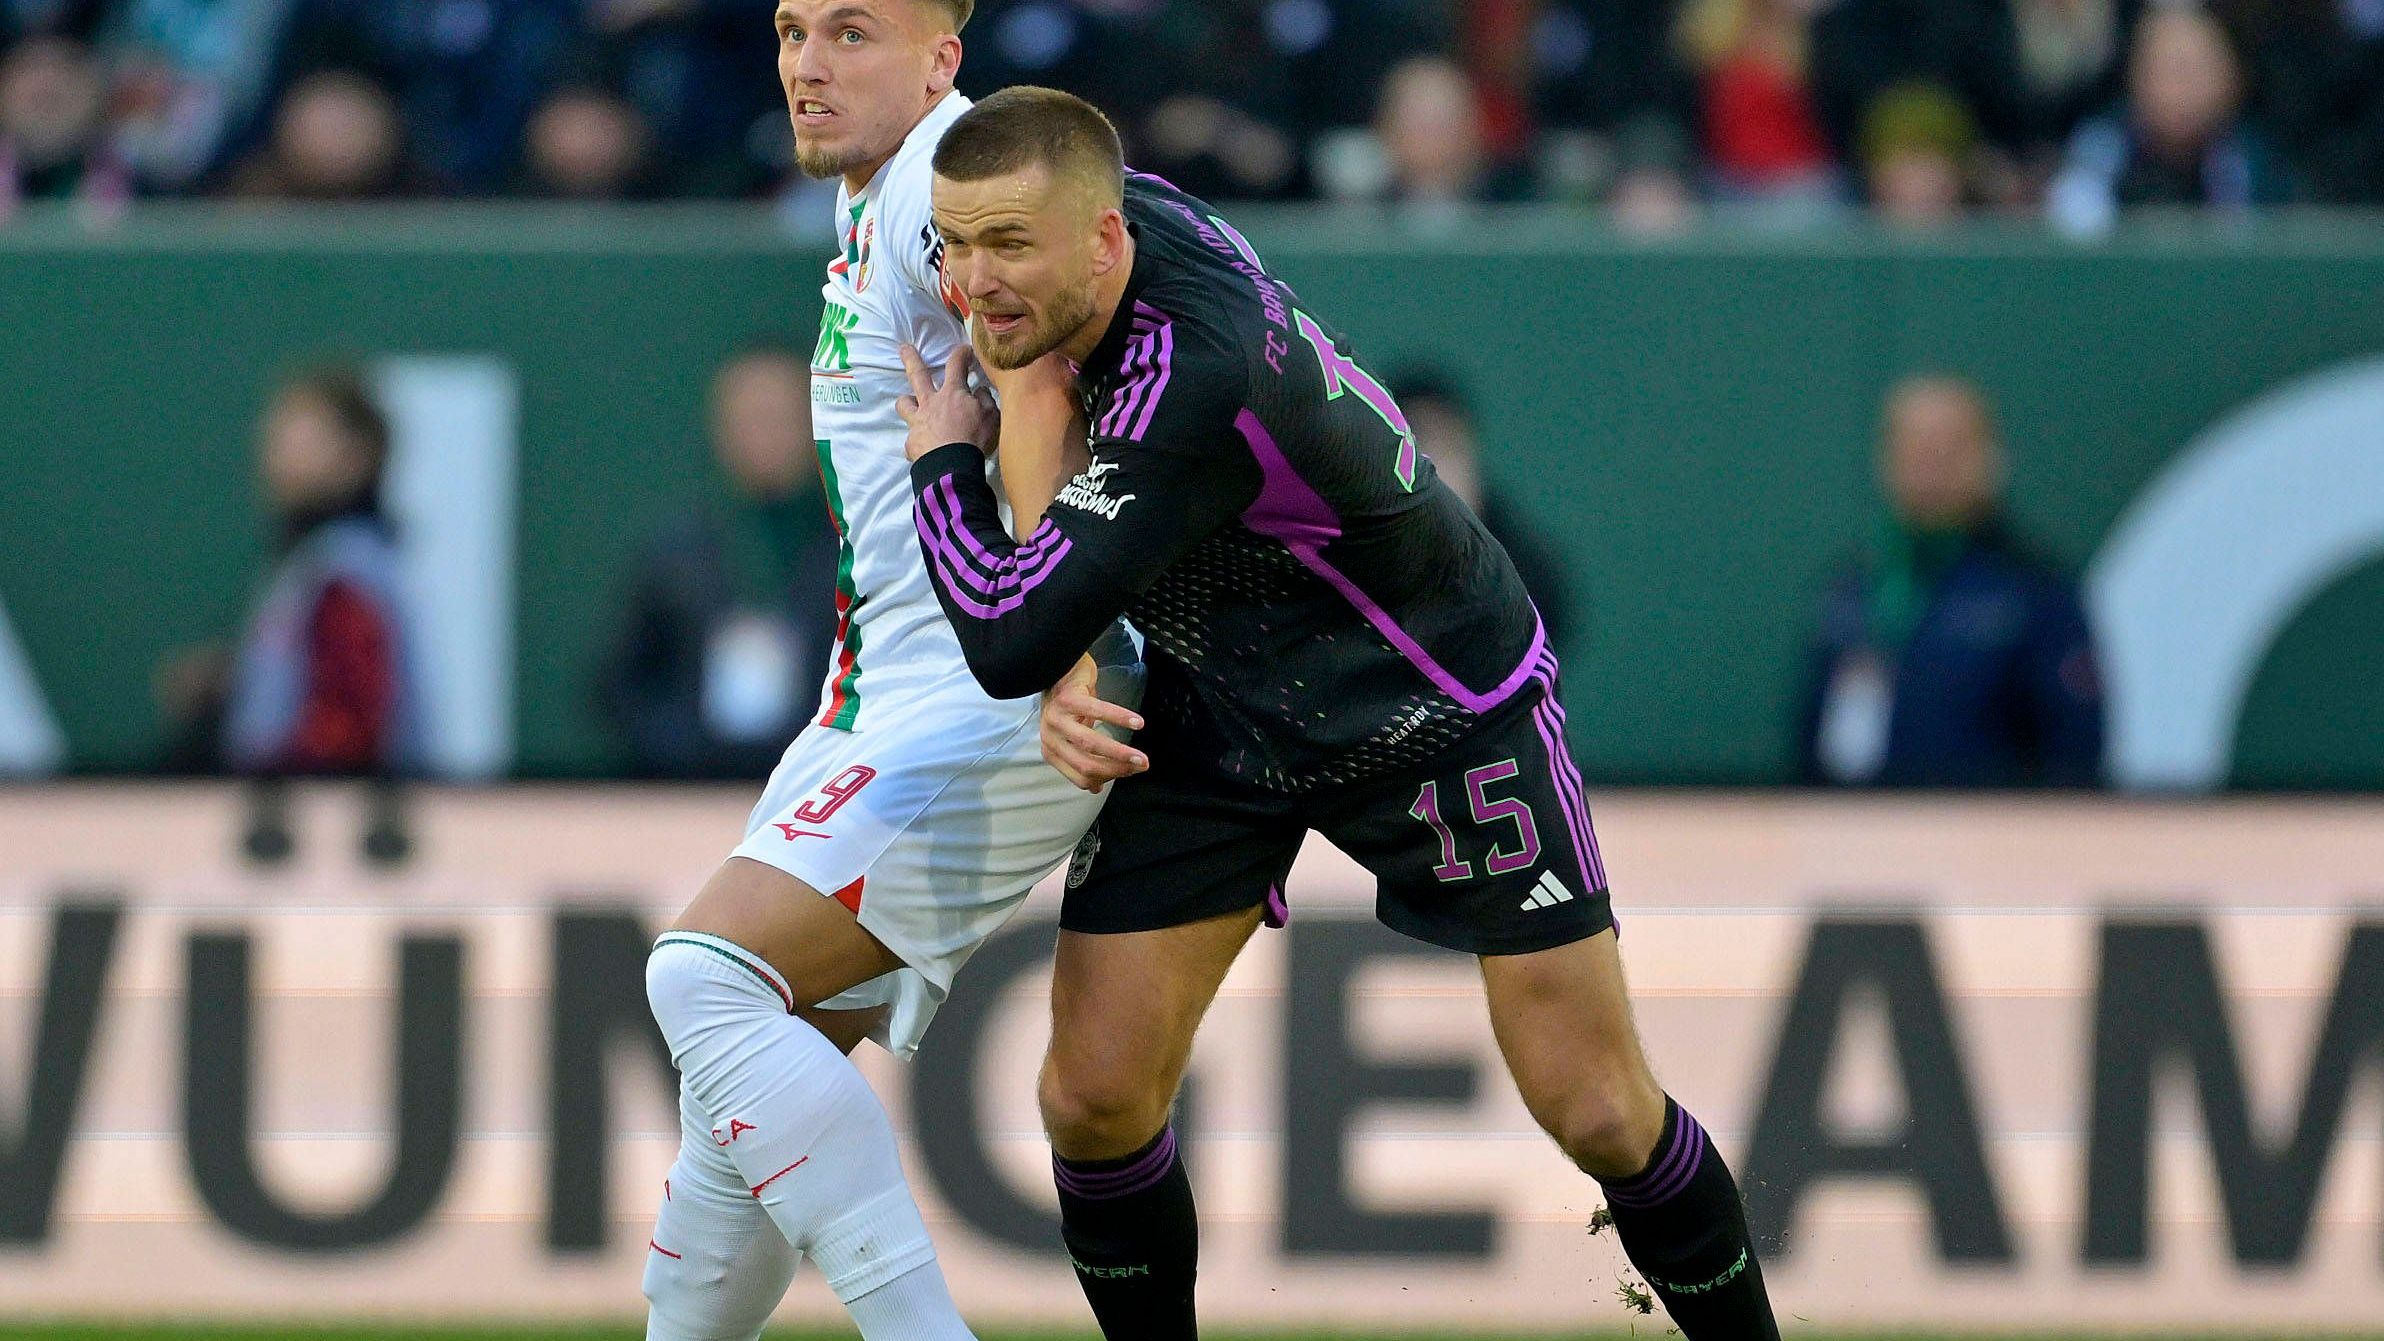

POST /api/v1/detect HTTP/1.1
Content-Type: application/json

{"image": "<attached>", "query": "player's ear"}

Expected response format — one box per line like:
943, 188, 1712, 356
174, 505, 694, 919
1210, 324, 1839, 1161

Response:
926, 32, 961, 94
1092, 206, 1128, 276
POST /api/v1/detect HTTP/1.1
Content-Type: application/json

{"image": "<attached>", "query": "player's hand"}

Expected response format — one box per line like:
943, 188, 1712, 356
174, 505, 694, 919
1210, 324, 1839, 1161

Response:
898, 343, 999, 461
979, 348, 1077, 408
1041, 654, 1148, 792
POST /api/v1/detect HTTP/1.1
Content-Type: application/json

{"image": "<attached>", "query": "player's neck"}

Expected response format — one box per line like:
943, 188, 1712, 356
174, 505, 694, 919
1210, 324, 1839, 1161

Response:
842, 88, 958, 197
1061, 232, 1139, 367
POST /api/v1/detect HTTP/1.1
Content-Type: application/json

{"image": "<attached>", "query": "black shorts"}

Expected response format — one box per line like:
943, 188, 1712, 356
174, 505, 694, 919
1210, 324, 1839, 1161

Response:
1059, 683, 1614, 956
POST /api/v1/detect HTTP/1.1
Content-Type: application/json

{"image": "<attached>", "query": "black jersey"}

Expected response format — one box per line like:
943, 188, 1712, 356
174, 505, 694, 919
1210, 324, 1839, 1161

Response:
910, 174, 1545, 793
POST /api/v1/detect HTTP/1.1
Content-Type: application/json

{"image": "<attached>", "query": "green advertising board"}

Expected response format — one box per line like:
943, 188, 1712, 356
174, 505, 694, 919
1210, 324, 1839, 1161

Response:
2, 207, 2379, 785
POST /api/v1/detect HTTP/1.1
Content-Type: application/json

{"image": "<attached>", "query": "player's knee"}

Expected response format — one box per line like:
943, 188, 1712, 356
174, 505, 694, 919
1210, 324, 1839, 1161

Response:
1038, 1055, 1169, 1158
641, 1246, 737, 1341
645, 936, 778, 1062
1548, 1086, 1668, 1180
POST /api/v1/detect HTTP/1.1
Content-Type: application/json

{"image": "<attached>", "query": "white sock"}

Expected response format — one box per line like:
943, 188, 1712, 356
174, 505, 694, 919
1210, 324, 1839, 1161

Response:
842, 1252, 975, 1339
644, 1087, 801, 1341
646, 933, 975, 1341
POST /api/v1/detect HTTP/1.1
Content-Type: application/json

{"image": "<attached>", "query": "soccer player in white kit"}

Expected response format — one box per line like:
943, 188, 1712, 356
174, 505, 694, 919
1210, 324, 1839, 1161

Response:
638, 4, 1103, 1339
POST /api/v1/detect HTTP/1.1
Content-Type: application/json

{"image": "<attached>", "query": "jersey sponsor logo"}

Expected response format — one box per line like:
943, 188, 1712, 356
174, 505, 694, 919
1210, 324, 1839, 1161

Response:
813, 301, 860, 375
1519, 870, 1576, 911
1056, 460, 1137, 520
920, 222, 971, 322
710, 1118, 758, 1146
773, 823, 829, 841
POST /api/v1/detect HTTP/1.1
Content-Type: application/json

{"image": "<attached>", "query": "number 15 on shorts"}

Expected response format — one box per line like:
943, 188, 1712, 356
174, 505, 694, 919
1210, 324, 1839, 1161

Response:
1408, 760, 1540, 882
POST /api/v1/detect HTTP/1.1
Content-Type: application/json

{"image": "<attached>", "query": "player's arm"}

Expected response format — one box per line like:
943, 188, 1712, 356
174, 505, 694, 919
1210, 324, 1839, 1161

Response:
899, 343, 1256, 700
987, 353, 1090, 538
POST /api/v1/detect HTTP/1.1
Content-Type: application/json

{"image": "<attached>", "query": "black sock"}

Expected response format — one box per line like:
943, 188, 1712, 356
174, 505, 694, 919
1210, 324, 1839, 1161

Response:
1054, 1125, 1199, 1340
1598, 1097, 1781, 1341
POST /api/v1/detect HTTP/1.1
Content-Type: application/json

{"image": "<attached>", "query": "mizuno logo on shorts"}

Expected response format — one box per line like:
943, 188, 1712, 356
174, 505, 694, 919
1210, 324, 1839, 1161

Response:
1519, 871, 1576, 911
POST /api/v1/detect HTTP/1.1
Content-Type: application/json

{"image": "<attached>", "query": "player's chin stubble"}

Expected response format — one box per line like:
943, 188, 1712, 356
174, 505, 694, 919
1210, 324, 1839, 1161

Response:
979, 282, 1097, 371
792, 129, 877, 181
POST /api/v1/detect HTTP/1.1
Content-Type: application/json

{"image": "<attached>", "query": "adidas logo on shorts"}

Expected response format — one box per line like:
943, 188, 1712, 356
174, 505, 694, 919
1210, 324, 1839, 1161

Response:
1519, 871, 1577, 912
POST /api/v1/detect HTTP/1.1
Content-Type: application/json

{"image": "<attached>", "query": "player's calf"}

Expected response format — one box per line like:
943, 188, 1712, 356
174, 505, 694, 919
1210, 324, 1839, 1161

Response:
1483, 935, 1780, 1339
1038, 1035, 1200, 1339
1038, 917, 1261, 1341
644, 933, 976, 1340
1596, 1098, 1780, 1341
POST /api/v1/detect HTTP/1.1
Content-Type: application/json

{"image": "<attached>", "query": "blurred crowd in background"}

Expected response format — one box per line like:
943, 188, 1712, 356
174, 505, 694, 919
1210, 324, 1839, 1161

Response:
107, 347, 2100, 793
2, 0, 2382, 231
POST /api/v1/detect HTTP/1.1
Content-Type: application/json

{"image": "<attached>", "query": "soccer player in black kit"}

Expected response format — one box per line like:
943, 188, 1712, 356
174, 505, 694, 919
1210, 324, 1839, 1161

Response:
896, 87, 1782, 1340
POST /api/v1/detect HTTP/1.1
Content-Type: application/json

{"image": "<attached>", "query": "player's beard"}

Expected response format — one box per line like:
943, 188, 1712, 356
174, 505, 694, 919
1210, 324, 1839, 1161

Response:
977, 278, 1097, 371
792, 130, 874, 182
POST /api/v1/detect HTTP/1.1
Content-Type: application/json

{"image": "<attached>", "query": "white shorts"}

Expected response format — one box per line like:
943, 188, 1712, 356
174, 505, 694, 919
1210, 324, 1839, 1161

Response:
729, 694, 1103, 1057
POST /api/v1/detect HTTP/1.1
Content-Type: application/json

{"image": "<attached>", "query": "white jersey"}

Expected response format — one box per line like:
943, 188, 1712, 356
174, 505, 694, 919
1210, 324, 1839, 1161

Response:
735, 91, 1105, 1058
806, 91, 1011, 733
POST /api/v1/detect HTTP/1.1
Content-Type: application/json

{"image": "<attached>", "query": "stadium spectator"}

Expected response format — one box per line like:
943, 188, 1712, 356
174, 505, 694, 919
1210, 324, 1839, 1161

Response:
2050, 5, 2293, 231
1323, 54, 1531, 208
1806, 0, 2029, 159
1523, 1, 1703, 215
1679, 0, 1849, 221
1391, 369, 1574, 651
1798, 375, 2104, 788
226, 69, 421, 199
1135, 91, 1302, 201
97, 0, 301, 191
597, 344, 840, 780
158, 366, 423, 776
1606, 113, 1705, 230
0, 34, 128, 216
1530, 0, 1695, 139
2008, 0, 2139, 152
518, 85, 653, 199
959, 1, 1312, 200
12, 0, 2384, 213
276, 0, 576, 194
1265, 0, 1446, 150
577, 0, 782, 192
1861, 80, 1980, 225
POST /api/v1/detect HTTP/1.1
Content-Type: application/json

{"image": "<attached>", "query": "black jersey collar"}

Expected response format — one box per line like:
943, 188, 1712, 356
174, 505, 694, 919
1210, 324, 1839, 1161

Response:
1079, 221, 1151, 386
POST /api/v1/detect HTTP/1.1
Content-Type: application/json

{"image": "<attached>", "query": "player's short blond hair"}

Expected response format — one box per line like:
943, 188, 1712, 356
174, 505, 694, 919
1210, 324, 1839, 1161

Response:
926, 0, 972, 31
932, 86, 1124, 207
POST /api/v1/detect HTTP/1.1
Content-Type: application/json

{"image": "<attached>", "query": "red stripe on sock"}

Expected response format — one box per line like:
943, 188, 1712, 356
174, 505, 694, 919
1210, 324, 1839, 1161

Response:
749, 1155, 810, 1197
648, 1241, 682, 1260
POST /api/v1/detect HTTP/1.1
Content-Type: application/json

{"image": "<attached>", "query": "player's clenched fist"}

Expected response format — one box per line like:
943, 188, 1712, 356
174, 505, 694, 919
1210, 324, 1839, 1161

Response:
1041, 654, 1148, 792
898, 343, 999, 461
